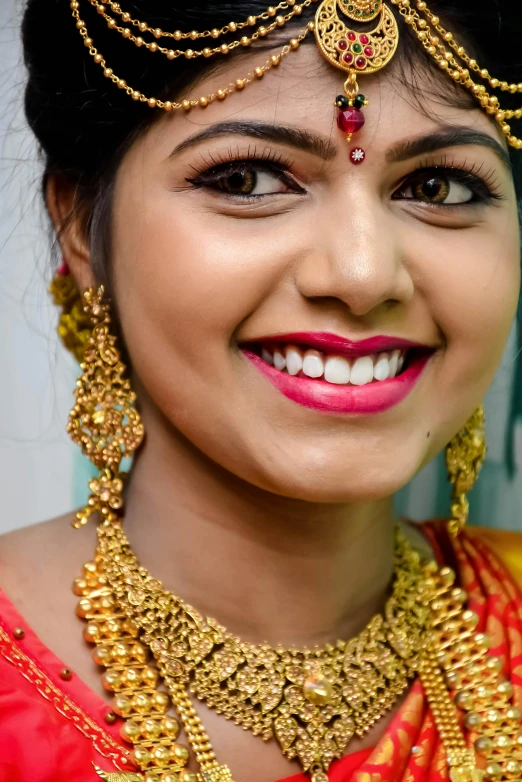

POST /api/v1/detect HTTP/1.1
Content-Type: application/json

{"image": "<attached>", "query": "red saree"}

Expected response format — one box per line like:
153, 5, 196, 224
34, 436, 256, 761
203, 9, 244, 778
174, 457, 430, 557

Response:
1, 523, 522, 782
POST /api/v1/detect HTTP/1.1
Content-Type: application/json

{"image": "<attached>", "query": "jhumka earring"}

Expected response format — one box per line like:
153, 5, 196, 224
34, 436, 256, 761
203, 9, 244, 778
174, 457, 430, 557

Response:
445, 406, 487, 537
66, 285, 144, 528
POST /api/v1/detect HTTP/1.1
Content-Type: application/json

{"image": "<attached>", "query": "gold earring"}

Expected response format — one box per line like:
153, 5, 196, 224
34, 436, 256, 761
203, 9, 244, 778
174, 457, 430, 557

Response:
67, 286, 144, 528
445, 406, 487, 537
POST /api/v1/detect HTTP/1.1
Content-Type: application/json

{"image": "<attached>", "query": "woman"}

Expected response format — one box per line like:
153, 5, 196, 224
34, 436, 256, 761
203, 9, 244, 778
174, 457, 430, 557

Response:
1, 0, 522, 780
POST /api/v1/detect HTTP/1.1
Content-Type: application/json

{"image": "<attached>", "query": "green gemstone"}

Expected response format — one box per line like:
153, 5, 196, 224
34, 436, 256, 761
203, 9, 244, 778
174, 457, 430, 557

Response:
352, 43, 363, 53
335, 94, 349, 109
354, 93, 366, 108
348, 3, 354, 8
355, 9, 361, 14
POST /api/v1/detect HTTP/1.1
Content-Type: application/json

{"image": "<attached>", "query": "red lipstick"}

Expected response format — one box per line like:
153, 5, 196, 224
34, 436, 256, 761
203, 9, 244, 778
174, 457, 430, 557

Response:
241, 333, 435, 415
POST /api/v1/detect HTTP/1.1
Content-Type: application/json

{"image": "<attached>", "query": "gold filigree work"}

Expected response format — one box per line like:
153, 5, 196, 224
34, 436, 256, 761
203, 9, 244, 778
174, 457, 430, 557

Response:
445, 407, 486, 537
67, 287, 144, 528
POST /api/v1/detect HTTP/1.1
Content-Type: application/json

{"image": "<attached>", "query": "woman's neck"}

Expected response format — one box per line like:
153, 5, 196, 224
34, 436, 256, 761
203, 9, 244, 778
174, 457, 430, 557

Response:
124, 426, 397, 648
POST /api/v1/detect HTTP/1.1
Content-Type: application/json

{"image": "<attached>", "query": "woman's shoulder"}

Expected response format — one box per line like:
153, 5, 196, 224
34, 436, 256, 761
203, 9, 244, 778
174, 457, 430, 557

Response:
467, 525, 522, 588
0, 513, 97, 640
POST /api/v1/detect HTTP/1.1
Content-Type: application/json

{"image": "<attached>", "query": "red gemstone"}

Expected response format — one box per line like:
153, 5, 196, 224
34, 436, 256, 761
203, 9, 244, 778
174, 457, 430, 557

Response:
355, 56, 367, 69
337, 108, 365, 135
360, 34, 369, 44
343, 52, 354, 64
338, 39, 348, 51
364, 46, 374, 57
347, 31, 357, 41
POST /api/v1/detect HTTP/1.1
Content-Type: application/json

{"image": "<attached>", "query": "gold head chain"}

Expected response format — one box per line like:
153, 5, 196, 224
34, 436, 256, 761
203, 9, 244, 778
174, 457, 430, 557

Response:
68, 0, 522, 148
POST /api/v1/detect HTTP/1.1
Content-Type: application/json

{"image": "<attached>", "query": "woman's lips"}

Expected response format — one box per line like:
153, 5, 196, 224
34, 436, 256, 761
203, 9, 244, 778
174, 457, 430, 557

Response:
241, 334, 435, 414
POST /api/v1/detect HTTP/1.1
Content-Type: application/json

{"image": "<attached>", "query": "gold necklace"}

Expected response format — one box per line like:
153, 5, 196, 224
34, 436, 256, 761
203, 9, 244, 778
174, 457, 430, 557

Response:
74, 518, 519, 782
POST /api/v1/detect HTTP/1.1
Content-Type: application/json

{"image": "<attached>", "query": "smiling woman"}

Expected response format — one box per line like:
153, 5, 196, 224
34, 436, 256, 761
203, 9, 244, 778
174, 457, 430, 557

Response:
1, 1, 522, 782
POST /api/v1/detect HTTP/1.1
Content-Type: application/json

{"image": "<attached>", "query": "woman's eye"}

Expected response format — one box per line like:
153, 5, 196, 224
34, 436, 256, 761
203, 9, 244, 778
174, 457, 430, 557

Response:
396, 172, 474, 205
189, 163, 300, 198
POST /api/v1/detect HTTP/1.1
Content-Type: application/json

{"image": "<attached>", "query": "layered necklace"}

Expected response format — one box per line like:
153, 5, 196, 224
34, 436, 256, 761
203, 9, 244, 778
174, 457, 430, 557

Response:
76, 518, 520, 782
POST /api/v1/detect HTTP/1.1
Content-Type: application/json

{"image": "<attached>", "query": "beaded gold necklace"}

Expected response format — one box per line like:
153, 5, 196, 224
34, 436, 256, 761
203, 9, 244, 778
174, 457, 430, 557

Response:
74, 520, 521, 782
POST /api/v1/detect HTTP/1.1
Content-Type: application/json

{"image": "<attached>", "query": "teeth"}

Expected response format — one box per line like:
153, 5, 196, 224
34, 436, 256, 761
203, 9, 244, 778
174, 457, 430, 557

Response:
324, 356, 351, 385
285, 345, 303, 376
350, 356, 374, 386
388, 349, 400, 378
373, 352, 390, 382
302, 350, 324, 379
262, 348, 274, 366
260, 342, 408, 386
273, 348, 286, 371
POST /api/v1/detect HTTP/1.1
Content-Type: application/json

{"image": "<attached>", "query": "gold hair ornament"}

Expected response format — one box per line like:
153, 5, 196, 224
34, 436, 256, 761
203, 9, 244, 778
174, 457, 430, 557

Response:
445, 406, 487, 537
69, 0, 522, 148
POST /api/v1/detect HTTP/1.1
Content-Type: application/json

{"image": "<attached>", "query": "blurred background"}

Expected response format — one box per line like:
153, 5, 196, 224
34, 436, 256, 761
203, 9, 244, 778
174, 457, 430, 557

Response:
1, 0, 522, 536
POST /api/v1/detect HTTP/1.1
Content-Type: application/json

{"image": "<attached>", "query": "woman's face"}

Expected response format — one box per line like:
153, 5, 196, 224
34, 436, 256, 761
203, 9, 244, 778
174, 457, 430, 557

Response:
105, 44, 520, 502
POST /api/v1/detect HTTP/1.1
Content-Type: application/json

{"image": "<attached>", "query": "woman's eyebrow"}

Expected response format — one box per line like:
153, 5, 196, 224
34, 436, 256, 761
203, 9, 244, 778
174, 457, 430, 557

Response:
169, 120, 337, 161
387, 126, 511, 171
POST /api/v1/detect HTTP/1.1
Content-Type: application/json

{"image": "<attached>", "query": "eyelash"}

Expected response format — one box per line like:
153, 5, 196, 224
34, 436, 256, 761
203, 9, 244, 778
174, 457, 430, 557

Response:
394, 156, 505, 206
186, 148, 504, 206
186, 147, 302, 199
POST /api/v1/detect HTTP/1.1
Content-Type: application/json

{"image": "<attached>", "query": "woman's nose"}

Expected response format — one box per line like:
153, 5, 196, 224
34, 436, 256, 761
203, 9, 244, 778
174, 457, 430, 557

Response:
295, 191, 414, 318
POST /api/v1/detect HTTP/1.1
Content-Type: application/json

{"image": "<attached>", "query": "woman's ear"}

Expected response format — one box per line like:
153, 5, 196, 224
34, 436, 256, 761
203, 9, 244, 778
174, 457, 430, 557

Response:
46, 174, 96, 291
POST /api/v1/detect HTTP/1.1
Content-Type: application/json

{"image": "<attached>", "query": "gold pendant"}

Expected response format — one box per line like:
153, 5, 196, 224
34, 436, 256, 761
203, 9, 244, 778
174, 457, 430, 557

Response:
92, 763, 143, 781
315, 0, 399, 76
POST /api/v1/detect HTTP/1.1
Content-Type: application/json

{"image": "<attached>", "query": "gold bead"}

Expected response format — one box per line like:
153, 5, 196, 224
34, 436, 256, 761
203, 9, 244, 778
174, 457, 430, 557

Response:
454, 690, 472, 710
199, 96, 209, 107
72, 577, 88, 595
276, 15, 285, 26
443, 32, 453, 41
60, 667, 73, 681
154, 28, 163, 38
289, 38, 300, 50
179, 773, 198, 782
107, 19, 116, 29
228, 22, 237, 32
138, 21, 147, 32
217, 89, 227, 100
102, 670, 121, 691
294, 4, 303, 13
132, 692, 151, 713
149, 43, 158, 52
427, 46, 436, 55
258, 26, 268, 36
160, 716, 180, 737
417, 0, 426, 7
117, 79, 127, 89
220, 44, 229, 54
439, 60, 449, 70
240, 36, 250, 46
132, 91, 141, 101
104, 711, 117, 725
170, 743, 190, 762
167, 50, 175, 60
132, 746, 151, 766
161, 775, 179, 782
464, 711, 481, 730
84, 37, 93, 47
174, 30, 182, 41
13, 627, 25, 640
113, 694, 132, 717
506, 761, 522, 777
267, 6, 277, 15
485, 764, 502, 779
271, 54, 281, 66
497, 679, 514, 696
254, 67, 264, 78
142, 717, 161, 739
203, 47, 212, 57
122, 12, 130, 21
120, 720, 141, 742
507, 706, 521, 721
122, 28, 131, 38
474, 736, 493, 754
247, 15, 256, 25
152, 745, 170, 765
182, 99, 192, 110
144, 775, 161, 782
235, 79, 246, 89
185, 49, 194, 59
151, 691, 170, 711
